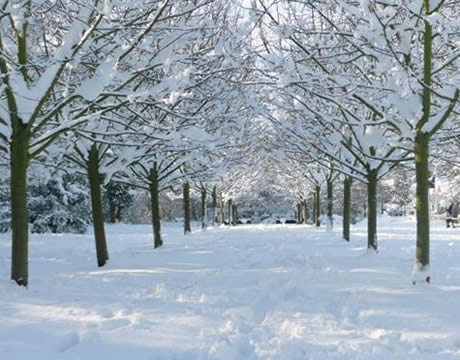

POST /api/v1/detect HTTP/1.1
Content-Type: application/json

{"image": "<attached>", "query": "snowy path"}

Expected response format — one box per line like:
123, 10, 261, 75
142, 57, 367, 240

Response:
2, 217, 460, 359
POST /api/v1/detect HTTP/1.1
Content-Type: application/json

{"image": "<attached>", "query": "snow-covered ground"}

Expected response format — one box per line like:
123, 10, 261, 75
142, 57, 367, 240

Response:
1, 216, 460, 359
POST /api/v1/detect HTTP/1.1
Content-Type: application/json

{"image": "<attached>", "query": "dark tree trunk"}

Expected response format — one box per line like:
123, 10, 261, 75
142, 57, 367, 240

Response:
88, 144, 109, 267
228, 199, 232, 225
183, 182, 191, 235
367, 170, 378, 250
10, 121, 29, 286
312, 193, 316, 226
220, 199, 225, 225
302, 199, 308, 224
326, 178, 333, 230
315, 185, 321, 227
211, 185, 217, 226
415, 133, 430, 267
201, 186, 207, 230
110, 207, 118, 224
343, 176, 352, 242
414, 13, 433, 270
232, 204, 238, 225
149, 164, 163, 248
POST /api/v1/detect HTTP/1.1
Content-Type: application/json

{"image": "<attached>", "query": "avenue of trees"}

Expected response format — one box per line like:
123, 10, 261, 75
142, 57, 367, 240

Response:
0, 0, 458, 286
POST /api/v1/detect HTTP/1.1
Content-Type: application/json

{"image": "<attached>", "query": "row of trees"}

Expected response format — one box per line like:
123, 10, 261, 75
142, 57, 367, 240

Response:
246, 0, 459, 280
0, 0, 260, 286
0, 0, 458, 286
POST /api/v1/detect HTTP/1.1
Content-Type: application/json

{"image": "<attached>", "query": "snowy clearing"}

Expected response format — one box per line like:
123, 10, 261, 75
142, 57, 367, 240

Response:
2, 217, 460, 359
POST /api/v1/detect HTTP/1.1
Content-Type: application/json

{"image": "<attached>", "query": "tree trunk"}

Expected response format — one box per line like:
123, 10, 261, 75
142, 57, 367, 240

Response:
415, 133, 430, 268
228, 199, 232, 225
183, 182, 191, 235
88, 144, 109, 267
201, 186, 207, 230
315, 185, 321, 227
367, 170, 378, 250
10, 122, 29, 286
110, 207, 117, 224
149, 164, 163, 248
414, 6, 432, 270
211, 185, 217, 227
343, 176, 352, 242
232, 204, 238, 225
297, 203, 301, 224
302, 199, 308, 225
327, 179, 333, 230
312, 193, 316, 226
220, 199, 225, 225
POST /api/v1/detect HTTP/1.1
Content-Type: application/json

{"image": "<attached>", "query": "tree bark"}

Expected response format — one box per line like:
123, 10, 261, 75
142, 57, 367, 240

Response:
109, 207, 118, 224
220, 199, 225, 225
414, 3, 432, 270
183, 182, 191, 235
10, 121, 29, 286
149, 164, 163, 248
211, 185, 217, 227
343, 176, 352, 242
228, 199, 232, 225
415, 133, 430, 268
312, 192, 316, 226
302, 199, 308, 225
88, 144, 109, 267
200, 186, 207, 230
315, 185, 321, 227
327, 178, 333, 230
232, 204, 238, 225
367, 170, 378, 250
297, 203, 302, 224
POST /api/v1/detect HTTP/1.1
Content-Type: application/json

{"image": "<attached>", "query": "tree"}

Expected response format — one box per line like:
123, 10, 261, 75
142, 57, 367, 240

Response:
104, 181, 133, 224
2, 0, 212, 285
253, 0, 415, 250
326, 0, 459, 271
183, 181, 192, 234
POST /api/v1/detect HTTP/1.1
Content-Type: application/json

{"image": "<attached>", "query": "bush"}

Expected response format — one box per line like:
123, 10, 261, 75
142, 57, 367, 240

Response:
28, 174, 90, 234
0, 174, 91, 234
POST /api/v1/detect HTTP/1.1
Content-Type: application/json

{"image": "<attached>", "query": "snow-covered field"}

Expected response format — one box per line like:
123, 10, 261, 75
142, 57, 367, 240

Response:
1, 216, 460, 359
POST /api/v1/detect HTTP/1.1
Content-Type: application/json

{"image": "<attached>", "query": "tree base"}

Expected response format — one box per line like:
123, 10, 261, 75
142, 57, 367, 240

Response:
412, 276, 431, 285
411, 262, 430, 285
97, 259, 108, 267
13, 278, 27, 287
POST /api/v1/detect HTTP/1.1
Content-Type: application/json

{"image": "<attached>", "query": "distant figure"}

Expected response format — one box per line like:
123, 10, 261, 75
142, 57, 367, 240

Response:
446, 203, 456, 228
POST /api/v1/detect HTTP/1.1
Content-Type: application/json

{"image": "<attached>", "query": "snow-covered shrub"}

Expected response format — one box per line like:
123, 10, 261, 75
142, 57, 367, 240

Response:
28, 174, 90, 234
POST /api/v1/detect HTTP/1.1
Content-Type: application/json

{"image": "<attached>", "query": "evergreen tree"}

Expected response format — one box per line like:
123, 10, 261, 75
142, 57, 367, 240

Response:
104, 181, 133, 223
0, 174, 90, 234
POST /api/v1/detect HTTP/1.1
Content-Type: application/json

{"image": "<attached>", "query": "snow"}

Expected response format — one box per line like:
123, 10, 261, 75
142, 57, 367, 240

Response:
76, 57, 118, 101
2, 217, 460, 359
